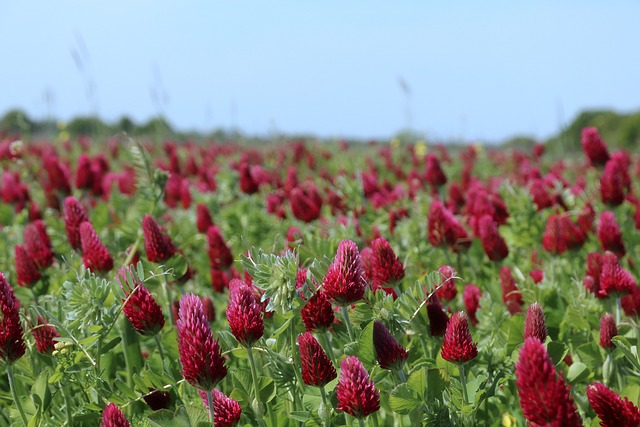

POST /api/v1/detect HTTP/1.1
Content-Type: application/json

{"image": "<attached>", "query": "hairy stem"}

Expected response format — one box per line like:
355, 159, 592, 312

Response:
7, 364, 29, 426
247, 347, 267, 427
459, 363, 469, 407
206, 389, 215, 423
341, 306, 356, 342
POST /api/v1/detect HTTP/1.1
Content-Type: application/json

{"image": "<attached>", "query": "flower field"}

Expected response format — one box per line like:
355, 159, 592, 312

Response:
0, 129, 639, 426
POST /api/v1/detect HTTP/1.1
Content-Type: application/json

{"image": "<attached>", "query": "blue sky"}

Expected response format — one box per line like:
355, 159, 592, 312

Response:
1, 1, 639, 141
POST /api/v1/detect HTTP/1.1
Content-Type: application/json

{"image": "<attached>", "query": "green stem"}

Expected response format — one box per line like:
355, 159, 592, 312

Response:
396, 369, 407, 383
341, 306, 356, 342
95, 337, 103, 376
247, 347, 267, 427
459, 363, 469, 407
7, 364, 29, 426
62, 385, 74, 426
358, 417, 366, 427
319, 331, 337, 367
154, 334, 167, 371
206, 389, 215, 424
289, 320, 304, 411
615, 297, 622, 326
30, 287, 39, 305
162, 275, 174, 326
370, 413, 380, 427
319, 385, 331, 427
123, 235, 142, 267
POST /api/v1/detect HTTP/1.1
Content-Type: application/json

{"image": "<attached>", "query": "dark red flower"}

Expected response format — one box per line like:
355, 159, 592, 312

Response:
79, 222, 113, 273
290, 182, 323, 223
529, 270, 544, 284
427, 200, 470, 253
238, 162, 259, 194
75, 153, 94, 190
336, 356, 380, 419
463, 284, 481, 325
206, 225, 234, 269
529, 178, 554, 210
24, 220, 53, 269
600, 157, 631, 206
524, 302, 547, 343
118, 267, 165, 336
599, 312, 617, 350
500, 267, 523, 315
426, 293, 449, 337
196, 203, 214, 233
211, 267, 233, 293
599, 252, 637, 298
478, 214, 509, 261
0, 272, 25, 363
323, 240, 366, 306
581, 127, 610, 167
441, 312, 478, 363
515, 338, 581, 427
226, 279, 264, 347
63, 196, 89, 250
435, 265, 458, 302
14, 245, 41, 287
30, 316, 59, 354
425, 153, 447, 187
198, 389, 242, 427
373, 321, 408, 370
142, 214, 177, 263
301, 289, 335, 332
597, 211, 626, 258
176, 293, 227, 390
542, 214, 586, 254
298, 332, 337, 387
587, 382, 640, 427
370, 237, 405, 292
143, 389, 171, 411
622, 285, 640, 317
201, 296, 216, 322
101, 403, 131, 427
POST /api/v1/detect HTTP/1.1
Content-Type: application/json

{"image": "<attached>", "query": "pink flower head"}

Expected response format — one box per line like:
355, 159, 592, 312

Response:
63, 196, 89, 250
196, 203, 214, 233
298, 332, 337, 387
599, 312, 617, 350
177, 293, 227, 390
30, 316, 60, 354
435, 265, 458, 301
206, 225, 234, 269
373, 321, 408, 370
600, 157, 631, 206
500, 266, 523, 315
587, 382, 640, 427
599, 252, 637, 298
323, 240, 366, 306
101, 403, 131, 427
622, 285, 640, 317
79, 222, 114, 273
142, 214, 177, 263
426, 293, 450, 337
463, 284, 482, 325
0, 273, 24, 363
118, 267, 165, 336
441, 312, 478, 364
542, 214, 585, 254
523, 302, 547, 343
581, 127, 610, 167
290, 182, 323, 223
300, 288, 335, 332
597, 211, 626, 258
370, 237, 405, 292
478, 214, 509, 261
425, 153, 447, 187
336, 356, 380, 419
24, 220, 53, 269
14, 244, 41, 287
198, 389, 242, 427
226, 279, 264, 347
515, 338, 581, 427
427, 200, 471, 253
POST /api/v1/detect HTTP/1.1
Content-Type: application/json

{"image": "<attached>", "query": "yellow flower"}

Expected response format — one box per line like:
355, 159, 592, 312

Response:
501, 412, 516, 427
390, 137, 400, 150
414, 140, 427, 157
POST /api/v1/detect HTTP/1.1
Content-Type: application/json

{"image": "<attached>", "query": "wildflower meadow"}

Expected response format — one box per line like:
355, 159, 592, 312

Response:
0, 128, 639, 426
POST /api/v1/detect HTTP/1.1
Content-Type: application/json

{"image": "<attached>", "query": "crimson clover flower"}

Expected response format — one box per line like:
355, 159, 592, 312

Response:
336, 356, 380, 419
177, 293, 227, 390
